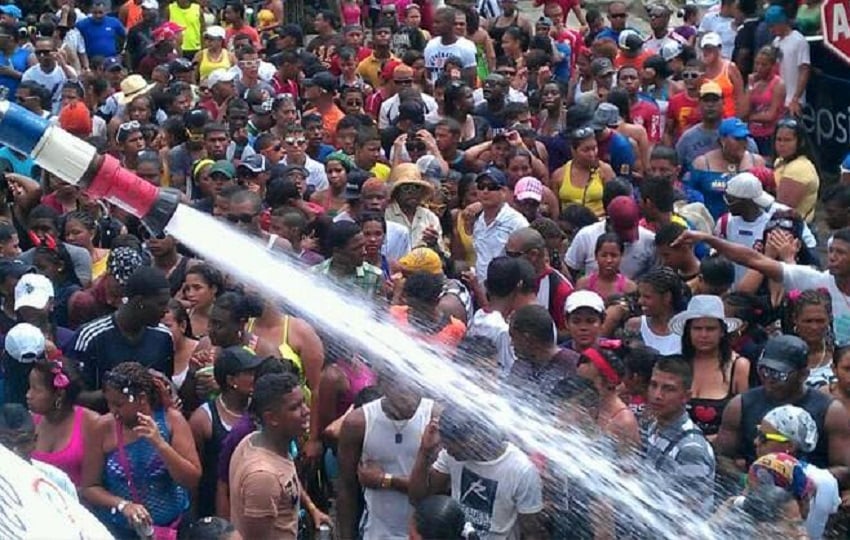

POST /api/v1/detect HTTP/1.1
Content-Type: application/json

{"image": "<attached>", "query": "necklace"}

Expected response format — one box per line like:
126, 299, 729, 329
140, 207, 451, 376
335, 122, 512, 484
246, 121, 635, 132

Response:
217, 395, 245, 418
388, 417, 410, 444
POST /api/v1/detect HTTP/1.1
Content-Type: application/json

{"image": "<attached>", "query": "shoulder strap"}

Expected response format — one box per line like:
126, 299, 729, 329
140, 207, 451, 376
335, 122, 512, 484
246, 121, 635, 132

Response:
616, 273, 626, 293
654, 428, 702, 469
282, 315, 290, 345
114, 421, 142, 503
547, 271, 559, 315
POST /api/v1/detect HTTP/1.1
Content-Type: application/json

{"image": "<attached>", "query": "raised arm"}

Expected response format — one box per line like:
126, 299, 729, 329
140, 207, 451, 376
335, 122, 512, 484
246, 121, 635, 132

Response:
672, 230, 784, 282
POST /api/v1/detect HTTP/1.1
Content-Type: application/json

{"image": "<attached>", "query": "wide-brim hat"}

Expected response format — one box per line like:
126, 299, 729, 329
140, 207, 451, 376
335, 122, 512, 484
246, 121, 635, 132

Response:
389, 163, 434, 197
669, 294, 742, 335
117, 74, 155, 105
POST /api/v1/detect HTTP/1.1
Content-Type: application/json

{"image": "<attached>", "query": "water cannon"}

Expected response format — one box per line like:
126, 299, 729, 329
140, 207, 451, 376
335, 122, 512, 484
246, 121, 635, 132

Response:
0, 100, 181, 236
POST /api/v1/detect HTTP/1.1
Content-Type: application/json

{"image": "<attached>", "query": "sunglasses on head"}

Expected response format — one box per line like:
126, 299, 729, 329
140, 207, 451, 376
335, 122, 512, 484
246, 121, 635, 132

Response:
778, 117, 799, 129
756, 428, 790, 444
226, 213, 255, 224
572, 126, 595, 139
119, 120, 142, 132
757, 364, 793, 382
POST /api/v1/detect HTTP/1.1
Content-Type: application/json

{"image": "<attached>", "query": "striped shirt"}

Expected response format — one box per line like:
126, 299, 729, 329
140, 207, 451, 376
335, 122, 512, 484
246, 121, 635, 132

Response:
70, 314, 174, 390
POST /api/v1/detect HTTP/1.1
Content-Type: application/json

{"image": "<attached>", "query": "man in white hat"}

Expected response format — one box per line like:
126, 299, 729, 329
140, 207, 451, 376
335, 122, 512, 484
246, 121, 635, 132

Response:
715, 172, 816, 283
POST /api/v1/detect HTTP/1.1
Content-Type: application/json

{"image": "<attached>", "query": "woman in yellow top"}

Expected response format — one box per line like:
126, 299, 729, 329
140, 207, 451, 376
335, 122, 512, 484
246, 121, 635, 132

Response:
449, 174, 479, 266
773, 118, 819, 223
552, 126, 616, 217
246, 301, 326, 461
193, 26, 235, 81
62, 211, 110, 281
168, 0, 204, 58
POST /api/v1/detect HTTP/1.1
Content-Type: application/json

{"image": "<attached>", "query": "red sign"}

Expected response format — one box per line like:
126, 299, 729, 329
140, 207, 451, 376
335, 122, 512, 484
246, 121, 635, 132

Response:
823, 0, 850, 64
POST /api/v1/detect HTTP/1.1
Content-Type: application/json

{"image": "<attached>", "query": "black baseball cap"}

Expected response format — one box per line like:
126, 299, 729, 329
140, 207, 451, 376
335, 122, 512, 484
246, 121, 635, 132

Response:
759, 335, 809, 372
215, 346, 263, 378
0, 260, 34, 281
303, 71, 336, 93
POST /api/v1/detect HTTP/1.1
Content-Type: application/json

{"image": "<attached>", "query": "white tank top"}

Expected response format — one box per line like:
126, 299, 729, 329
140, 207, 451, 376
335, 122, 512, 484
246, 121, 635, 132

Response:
361, 397, 434, 539
640, 315, 682, 356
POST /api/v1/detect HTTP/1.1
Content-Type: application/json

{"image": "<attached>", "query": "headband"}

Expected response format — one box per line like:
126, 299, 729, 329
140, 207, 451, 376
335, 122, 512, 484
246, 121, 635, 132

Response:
583, 347, 620, 386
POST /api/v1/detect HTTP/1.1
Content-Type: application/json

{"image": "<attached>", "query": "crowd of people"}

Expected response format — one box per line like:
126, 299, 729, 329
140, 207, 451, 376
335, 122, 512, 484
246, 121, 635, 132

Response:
0, 0, 847, 537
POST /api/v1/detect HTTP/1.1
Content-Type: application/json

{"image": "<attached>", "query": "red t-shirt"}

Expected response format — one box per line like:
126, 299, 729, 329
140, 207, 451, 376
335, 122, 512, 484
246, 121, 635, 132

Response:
666, 91, 702, 141
536, 267, 574, 331
630, 98, 663, 143
226, 25, 261, 49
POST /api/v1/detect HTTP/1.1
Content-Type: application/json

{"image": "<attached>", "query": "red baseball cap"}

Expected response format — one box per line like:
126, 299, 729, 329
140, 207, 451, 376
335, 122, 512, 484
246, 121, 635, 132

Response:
607, 196, 640, 243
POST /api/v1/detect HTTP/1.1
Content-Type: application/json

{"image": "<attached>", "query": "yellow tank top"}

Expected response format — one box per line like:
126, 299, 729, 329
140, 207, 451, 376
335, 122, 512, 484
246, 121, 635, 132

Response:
198, 48, 231, 81
168, 3, 202, 52
246, 316, 310, 403
455, 211, 475, 266
558, 160, 605, 217
91, 251, 109, 281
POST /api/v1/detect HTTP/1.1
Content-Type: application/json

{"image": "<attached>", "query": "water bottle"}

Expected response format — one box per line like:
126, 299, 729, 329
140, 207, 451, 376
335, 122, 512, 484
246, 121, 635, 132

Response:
134, 520, 154, 540
318, 524, 332, 540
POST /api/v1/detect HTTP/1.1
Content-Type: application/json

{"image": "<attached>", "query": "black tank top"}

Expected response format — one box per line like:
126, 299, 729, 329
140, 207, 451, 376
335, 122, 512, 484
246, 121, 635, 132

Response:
488, 12, 519, 59
197, 400, 231, 517
739, 386, 832, 468
167, 256, 190, 297
687, 357, 740, 436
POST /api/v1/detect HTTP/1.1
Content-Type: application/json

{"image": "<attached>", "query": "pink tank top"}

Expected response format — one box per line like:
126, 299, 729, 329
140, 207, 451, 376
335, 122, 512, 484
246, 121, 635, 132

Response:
341, 1, 361, 25
748, 75, 782, 138
32, 405, 86, 486
335, 359, 377, 417
586, 272, 627, 297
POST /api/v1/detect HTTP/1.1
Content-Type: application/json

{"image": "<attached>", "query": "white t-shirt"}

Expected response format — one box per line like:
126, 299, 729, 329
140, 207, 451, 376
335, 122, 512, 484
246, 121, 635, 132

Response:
423, 36, 477, 83
472, 86, 528, 107
433, 443, 544, 540
773, 30, 811, 105
804, 463, 840, 539
782, 264, 850, 345
473, 203, 529, 282
21, 63, 75, 114
698, 13, 736, 59
564, 219, 657, 279
378, 92, 439, 129
467, 308, 515, 375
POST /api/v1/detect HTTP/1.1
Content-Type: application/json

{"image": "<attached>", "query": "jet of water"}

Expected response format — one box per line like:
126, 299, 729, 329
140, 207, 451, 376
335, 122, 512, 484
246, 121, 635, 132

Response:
167, 204, 735, 539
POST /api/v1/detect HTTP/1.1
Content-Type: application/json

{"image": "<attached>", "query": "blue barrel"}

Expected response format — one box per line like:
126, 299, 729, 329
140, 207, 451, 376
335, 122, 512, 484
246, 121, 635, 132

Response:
0, 100, 50, 156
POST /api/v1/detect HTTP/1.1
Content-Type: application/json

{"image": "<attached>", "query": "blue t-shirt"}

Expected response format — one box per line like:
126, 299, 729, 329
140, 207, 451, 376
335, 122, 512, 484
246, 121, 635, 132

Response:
0, 47, 31, 102
76, 16, 125, 58
552, 41, 572, 84
600, 130, 636, 179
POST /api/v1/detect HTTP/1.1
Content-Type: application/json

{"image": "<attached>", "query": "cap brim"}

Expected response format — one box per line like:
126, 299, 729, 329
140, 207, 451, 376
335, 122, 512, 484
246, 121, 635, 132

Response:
753, 193, 775, 208
566, 303, 605, 315
14, 294, 50, 312
758, 356, 797, 373
669, 312, 742, 335
612, 226, 638, 243
516, 192, 542, 202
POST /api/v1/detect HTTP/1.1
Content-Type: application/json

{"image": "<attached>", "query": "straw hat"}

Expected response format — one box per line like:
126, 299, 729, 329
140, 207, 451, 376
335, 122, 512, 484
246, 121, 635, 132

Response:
117, 74, 155, 105
389, 163, 434, 197
669, 295, 742, 335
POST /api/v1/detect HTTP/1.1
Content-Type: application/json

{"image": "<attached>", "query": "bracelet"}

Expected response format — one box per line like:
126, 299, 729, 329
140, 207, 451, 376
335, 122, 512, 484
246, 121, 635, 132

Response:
112, 500, 129, 515
380, 473, 393, 489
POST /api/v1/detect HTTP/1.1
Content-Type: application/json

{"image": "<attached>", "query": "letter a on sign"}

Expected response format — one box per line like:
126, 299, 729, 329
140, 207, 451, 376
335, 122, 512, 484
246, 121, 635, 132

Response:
834, 4, 850, 40
823, 0, 850, 65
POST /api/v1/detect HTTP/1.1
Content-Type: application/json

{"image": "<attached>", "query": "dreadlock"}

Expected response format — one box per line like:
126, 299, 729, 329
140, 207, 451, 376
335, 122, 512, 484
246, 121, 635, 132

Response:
637, 266, 690, 313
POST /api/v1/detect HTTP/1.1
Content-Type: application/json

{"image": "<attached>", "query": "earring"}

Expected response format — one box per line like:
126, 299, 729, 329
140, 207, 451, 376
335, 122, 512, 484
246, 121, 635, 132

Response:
54, 399, 62, 410
232, 385, 238, 390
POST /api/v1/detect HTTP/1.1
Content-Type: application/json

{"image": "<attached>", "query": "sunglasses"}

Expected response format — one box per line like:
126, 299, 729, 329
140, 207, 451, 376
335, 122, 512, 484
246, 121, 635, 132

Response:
239, 59, 260, 68
226, 213, 255, 224
766, 218, 795, 231
756, 428, 790, 444
398, 184, 424, 194
284, 137, 307, 146
35, 49, 55, 56
394, 78, 414, 85
505, 249, 528, 258
609, 13, 627, 18
778, 117, 799, 129
141, 228, 166, 240
476, 181, 502, 191
682, 71, 702, 80
757, 364, 793, 382
572, 126, 595, 139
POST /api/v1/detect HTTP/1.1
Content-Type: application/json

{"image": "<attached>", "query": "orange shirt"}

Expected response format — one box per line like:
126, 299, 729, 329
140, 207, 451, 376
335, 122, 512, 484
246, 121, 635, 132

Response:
226, 24, 261, 49
614, 50, 653, 70
306, 105, 345, 145
123, 0, 142, 29
390, 305, 466, 348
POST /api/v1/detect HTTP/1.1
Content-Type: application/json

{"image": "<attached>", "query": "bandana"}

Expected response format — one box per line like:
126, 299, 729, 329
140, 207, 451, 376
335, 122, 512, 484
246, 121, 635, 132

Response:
107, 247, 145, 286
763, 405, 818, 453
748, 452, 815, 501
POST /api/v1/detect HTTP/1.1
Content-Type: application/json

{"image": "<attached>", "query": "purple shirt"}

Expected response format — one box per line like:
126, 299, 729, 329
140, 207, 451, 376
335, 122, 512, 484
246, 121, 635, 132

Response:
217, 413, 256, 483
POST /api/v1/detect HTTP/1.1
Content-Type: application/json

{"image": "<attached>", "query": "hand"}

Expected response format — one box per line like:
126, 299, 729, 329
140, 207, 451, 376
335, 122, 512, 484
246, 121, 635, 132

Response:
788, 99, 801, 117
459, 269, 478, 290
357, 460, 386, 489
133, 413, 165, 448
461, 201, 483, 222
419, 419, 441, 457
767, 229, 800, 263
416, 129, 438, 152
310, 507, 333, 528
194, 368, 219, 400
505, 130, 523, 147
190, 347, 214, 369
537, 65, 552, 88
421, 226, 439, 247
247, 181, 261, 193
393, 132, 408, 150
301, 233, 319, 252
121, 502, 151, 529
670, 229, 707, 248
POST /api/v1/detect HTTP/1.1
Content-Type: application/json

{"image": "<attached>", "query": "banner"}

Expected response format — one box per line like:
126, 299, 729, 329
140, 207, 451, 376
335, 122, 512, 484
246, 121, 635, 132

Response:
800, 40, 850, 174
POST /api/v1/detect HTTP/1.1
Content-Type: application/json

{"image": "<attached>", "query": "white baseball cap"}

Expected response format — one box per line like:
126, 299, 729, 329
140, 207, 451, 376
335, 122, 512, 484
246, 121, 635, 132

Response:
700, 32, 722, 48
140, 0, 158, 9
14, 273, 55, 311
726, 172, 774, 208
204, 25, 226, 40
5, 323, 45, 363
565, 290, 605, 315
206, 67, 238, 87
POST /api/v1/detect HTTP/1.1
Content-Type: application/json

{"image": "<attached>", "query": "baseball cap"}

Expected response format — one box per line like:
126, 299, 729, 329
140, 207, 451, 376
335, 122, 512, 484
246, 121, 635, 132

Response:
759, 335, 808, 373
565, 290, 605, 315
209, 160, 236, 179
514, 177, 543, 202
398, 247, 443, 275
204, 25, 226, 40
170, 57, 193, 74
536, 16, 554, 28
592, 102, 621, 129
764, 5, 788, 25
726, 172, 775, 208
343, 169, 370, 201
719, 117, 750, 139
606, 196, 641, 242
206, 67, 237, 87
14, 273, 54, 311
246, 88, 273, 114
660, 40, 683, 62
590, 57, 615, 77
380, 60, 402, 81
140, 0, 158, 9
700, 32, 722, 48
647, 2, 672, 17
216, 346, 264, 378
103, 56, 123, 72
0, 5, 23, 19
281, 164, 308, 178
237, 154, 269, 174
618, 30, 643, 53
4, 323, 45, 363
476, 167, 508, 187
841, 152, 850, 174
303, 71, 336, 93
699, 81, 722, 98
124, 266, 170, 297
0, 260, 34, 281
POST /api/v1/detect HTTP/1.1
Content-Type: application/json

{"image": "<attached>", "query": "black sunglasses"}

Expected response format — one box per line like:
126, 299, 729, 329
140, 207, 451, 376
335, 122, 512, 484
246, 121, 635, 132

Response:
226, 213, 255, 224
476, 181, 502, 191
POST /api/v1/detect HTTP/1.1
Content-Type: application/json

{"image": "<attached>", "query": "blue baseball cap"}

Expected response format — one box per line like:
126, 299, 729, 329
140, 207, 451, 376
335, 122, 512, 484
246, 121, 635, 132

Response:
719, 117, 750, 139
764, 5, 788, 25
475, 167, 508, 187
0, 5, 23, 19
841, 153, 850, 174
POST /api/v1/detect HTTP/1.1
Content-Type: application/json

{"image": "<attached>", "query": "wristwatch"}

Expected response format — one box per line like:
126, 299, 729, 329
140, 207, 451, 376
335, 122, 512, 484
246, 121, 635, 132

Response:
112, 500, 129, 515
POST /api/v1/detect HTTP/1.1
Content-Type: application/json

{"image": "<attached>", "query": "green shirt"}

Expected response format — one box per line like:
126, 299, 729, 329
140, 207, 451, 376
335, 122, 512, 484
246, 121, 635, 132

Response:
312, 258, 384, 297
